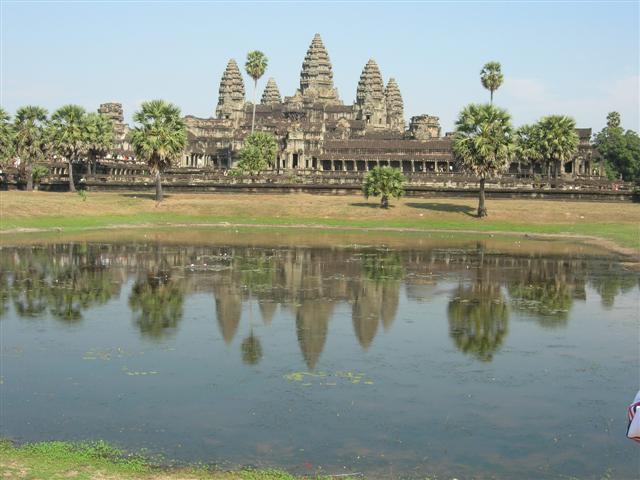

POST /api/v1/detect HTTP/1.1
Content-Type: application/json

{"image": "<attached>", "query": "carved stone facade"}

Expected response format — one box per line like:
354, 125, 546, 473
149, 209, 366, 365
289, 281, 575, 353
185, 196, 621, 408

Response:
261, 78, 282, 105
215, 59, 246, 125
98, 102, 131, 158
177, 33, 443, 171
101, 33, 599, 177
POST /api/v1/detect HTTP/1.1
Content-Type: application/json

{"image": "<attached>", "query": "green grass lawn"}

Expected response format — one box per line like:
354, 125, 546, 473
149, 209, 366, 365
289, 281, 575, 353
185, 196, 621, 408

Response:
1, 191, 638, 252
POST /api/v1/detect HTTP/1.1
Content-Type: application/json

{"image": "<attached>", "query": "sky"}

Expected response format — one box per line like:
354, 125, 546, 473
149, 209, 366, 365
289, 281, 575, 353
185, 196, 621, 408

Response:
1, 1, 638, 133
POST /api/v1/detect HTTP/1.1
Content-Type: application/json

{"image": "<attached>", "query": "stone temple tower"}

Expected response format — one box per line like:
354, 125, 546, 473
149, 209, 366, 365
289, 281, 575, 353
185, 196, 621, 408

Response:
298, 33, 340, 105
385, 78, 404, 133
216, 59, 246, 122
355, 59, 387, 128
261, 77, 282, 105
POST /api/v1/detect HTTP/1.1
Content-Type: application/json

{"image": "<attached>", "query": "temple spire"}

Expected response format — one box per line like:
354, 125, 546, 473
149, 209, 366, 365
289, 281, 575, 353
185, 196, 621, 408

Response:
355, 59, 386, 128
216, 59, 246, 122
261, 77, 282, 105
298, 33, 340, 104
385, 78, 404, 132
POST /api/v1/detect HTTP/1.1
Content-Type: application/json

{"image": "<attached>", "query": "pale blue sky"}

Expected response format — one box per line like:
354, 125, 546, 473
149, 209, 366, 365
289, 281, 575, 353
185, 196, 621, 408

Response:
1, 1, 638, 133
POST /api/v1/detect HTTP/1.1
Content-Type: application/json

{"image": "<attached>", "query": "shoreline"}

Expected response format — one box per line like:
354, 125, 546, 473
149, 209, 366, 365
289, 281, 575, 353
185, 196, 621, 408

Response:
1, 191, 637, 262
1, 220, 638, 262
0, 439, 323, 480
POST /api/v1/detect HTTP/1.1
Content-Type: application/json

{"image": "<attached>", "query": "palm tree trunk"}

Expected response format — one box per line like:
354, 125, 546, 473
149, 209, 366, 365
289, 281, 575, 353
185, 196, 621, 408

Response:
490, 90, 493, 104
155, 170, 163, 202
68, 158, 76, 192
251, 79, 257, 133
478, 177, 487, 218
26, 165, 33, 191
381, 195, 389, 209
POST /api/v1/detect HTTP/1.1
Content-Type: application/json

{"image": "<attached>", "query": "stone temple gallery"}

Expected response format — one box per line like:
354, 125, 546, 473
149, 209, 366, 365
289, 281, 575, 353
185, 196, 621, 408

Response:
98, 33, 597, 178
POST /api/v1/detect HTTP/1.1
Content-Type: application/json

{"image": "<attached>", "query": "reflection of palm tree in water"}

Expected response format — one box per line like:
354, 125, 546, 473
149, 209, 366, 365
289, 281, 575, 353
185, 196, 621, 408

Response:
129, 268, 184, 339
590, 273, 638, 310
447, 248, 509, 362
241, 331, 263, 365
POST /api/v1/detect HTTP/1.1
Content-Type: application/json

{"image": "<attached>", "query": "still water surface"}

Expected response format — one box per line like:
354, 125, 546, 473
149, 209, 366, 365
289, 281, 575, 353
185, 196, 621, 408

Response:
1, 236, 638, 478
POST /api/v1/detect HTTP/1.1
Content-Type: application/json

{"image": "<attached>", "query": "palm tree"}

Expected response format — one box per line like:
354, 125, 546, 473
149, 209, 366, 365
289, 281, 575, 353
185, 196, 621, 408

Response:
245, 51, 268, 133
0, 107, 15, 167
453, 103, 515, 217
362, 166, 406, 208
480, 61, 504, 104
515, 124, 543, 173
536, 115, 579, 178
49, 105, 87, 192
130, 100, 187, 202
84, 112, 115, 175
606, 111, 621, 129
14, 106, 49, 191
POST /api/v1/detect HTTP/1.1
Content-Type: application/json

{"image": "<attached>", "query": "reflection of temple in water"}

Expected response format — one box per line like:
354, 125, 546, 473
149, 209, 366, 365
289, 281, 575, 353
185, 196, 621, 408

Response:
2, 242, 637, 365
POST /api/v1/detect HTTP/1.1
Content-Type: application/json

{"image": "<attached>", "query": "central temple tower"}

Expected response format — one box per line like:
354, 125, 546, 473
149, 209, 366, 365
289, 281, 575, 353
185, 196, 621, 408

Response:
297, 33, 341, 105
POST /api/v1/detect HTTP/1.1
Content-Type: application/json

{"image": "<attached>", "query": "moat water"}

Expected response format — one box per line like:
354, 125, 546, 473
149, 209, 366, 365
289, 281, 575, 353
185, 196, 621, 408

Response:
1, 233, 638, 478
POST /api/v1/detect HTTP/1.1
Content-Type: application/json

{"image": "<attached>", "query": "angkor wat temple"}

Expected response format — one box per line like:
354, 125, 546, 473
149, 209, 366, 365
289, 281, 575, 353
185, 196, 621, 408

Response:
100, 33, 598, 178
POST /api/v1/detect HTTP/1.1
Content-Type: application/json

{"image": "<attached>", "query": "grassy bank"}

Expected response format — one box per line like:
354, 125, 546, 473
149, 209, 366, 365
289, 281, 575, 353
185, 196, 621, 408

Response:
1, 191, 638, 252
0, 440, 314, 480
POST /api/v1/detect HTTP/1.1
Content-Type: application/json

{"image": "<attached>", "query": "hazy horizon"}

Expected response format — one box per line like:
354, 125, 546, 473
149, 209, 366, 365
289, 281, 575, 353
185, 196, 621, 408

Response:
2, 1, 638, 133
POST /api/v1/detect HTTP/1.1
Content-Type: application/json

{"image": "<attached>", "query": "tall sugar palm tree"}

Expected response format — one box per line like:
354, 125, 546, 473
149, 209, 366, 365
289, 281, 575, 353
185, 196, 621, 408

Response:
453, 103, 515, 217
0, 107, 15, 167
480, 61, 504, 104
14, 106, 49, 191
84, 112, 115, 175
130, 100, 187, 202
49, 104, 87, 192
245, 51, 268, 133
536, 115, 579, 178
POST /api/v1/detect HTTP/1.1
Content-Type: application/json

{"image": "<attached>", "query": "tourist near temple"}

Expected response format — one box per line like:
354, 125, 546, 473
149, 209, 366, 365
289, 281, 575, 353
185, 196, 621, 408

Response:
99, 33, 598, 178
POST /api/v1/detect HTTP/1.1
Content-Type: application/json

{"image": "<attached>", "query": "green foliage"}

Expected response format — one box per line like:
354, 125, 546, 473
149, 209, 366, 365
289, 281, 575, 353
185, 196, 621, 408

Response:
236, 131, 277, 175
0, 438, 313, 479
131, 100, 187, 174
49, 104, 87, 191
14, 106, 49, 189
84, 111, 115, 173
480, 61, 504, 103
77, 189, 88, 201
245, 50, 268, 82
49, 105, 86, 161
515, 123, 543, 167
594, 112, 640, 182
0, 107, 15, 166
362, 166, 406, 208
453, 103, 515, 178
535, 115, 579, 176
606, 111, 621, 129
245, 50, 268, 133
453, 103, 514, 217
1, 439, 148, 476
31, 164, 49, 183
